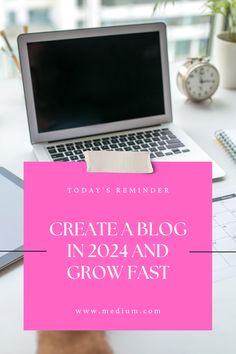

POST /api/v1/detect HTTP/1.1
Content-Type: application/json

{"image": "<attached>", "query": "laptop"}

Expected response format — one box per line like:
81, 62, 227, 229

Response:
18, 22, 225, 179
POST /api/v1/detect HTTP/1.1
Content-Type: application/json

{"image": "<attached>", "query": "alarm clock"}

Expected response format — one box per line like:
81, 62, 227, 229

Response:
176, 57, 220, 102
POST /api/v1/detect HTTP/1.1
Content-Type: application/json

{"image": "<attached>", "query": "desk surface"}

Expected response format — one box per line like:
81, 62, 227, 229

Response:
0, 68, 236, 354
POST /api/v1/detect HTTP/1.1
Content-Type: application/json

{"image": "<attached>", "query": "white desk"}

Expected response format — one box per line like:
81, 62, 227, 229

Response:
0, 70, 236, 354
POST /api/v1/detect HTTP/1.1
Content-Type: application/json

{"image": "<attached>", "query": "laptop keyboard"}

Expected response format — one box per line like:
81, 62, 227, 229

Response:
46, 128, 190, 162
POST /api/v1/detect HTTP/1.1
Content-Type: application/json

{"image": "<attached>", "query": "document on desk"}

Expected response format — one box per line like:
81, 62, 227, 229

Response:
213, 188, 236, 281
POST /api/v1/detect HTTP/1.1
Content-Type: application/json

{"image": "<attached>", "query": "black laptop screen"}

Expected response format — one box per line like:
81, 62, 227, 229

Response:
27, 31, 165, 133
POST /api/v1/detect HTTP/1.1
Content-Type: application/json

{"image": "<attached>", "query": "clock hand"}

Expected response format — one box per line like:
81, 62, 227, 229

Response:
199, 75, 203, 84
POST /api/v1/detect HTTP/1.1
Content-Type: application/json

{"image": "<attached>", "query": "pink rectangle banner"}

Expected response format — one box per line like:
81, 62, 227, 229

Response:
24, 162, 212, 330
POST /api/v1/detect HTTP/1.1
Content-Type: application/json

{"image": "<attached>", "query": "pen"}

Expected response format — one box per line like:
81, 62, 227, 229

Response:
23, 25, 28, 33
1, 46, 11, 58
0, 30, 21, 71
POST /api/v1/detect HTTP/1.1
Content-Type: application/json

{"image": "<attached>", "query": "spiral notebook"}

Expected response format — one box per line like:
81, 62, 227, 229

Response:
215, 130, 236, 161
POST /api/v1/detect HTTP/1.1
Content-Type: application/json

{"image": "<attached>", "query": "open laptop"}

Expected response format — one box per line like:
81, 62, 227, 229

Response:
18, 22, 225, 179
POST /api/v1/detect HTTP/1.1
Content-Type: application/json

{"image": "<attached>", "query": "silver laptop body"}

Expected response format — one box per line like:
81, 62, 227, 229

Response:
18, 22, 225, 179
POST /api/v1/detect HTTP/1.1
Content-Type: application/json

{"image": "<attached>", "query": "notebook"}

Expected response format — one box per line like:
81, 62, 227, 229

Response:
215, 130, 236, 161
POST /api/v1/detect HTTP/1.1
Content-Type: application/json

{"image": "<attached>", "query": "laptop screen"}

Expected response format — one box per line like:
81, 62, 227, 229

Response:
27, 31, 165, 133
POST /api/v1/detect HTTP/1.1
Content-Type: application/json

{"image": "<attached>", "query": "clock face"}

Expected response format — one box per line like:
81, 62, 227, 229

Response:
185, 64, 219, 100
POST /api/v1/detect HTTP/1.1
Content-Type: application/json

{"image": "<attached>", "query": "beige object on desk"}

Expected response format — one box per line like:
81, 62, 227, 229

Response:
37, 331, 113, 354
84, 151, 153, 173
